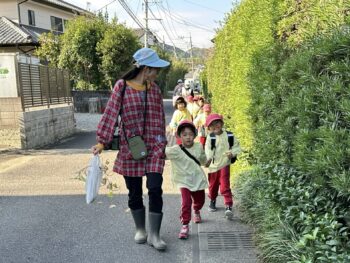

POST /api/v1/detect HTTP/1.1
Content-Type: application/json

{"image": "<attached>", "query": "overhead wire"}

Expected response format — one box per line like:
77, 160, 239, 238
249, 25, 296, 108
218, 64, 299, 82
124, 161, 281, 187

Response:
96, 0, 117, 12
131, 0, 141, 28
148, 5, 179, 56
183, 0, 224, 14
117, 0, 145, 29
162, 0, 180, 39
157, 2, 214, 33
154, 3, 177, 41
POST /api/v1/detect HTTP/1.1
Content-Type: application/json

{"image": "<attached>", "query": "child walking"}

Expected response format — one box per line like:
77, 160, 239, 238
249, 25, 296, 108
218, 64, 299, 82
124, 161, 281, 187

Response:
166, 120, 208, 239
169, 96, 192, 144
186, 95, 200, 120
204, 114, 241, 219
193, 103, 211, 148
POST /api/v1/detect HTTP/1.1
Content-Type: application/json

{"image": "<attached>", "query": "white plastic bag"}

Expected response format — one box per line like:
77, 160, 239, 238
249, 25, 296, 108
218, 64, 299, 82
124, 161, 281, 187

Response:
85, 155, 102, 204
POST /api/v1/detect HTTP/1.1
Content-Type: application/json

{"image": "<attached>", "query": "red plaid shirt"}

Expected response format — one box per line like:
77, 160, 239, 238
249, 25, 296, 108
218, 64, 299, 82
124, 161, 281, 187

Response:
97, 79, 167, 177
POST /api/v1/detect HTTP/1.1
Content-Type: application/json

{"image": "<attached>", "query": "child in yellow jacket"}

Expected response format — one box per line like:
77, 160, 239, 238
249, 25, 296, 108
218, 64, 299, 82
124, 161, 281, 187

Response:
169, 97, 192, 144
193, 103, 211, 148
204, 114, 241, 220
166, 120, 208, 239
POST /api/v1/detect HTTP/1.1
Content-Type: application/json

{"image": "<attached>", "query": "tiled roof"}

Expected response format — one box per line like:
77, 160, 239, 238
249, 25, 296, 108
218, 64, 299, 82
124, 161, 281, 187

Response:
0, 17, 33, 45
0, 17, 62, 46
32, 0, 91, 15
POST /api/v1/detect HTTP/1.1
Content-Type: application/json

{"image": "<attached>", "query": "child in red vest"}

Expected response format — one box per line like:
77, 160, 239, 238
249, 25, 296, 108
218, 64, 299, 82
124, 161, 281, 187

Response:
204, 114, 241, 219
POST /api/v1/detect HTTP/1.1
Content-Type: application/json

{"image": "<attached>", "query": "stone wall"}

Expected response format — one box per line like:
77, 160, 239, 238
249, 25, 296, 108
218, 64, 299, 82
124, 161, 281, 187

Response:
20, 105, 76, 149
0, 98, 22, 148
0, 100, 76, 149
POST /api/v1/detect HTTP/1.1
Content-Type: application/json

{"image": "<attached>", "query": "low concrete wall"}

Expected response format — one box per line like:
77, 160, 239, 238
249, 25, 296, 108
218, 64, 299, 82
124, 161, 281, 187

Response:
0, 97, 22, 148
0, 100, 76, 149
20, 105, 76, 149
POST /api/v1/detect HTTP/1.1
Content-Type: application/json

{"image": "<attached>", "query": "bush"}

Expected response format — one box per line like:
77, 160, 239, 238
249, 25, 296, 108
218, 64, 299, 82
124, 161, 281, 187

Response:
207, 0, 350, 261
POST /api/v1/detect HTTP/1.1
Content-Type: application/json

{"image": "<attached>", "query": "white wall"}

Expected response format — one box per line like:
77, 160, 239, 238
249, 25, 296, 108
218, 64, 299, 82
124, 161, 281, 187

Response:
0, 0, 18, 22
20, 1, 76, 31
0, 53, 18, 97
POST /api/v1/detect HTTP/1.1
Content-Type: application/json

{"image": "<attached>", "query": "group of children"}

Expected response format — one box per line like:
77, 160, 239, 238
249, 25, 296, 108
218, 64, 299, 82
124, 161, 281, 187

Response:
166, 95, 241, 239
169, 95, 209, 146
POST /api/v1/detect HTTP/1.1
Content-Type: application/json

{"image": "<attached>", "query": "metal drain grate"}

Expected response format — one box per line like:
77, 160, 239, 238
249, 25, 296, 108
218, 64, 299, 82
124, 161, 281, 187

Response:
199, 232, 254, 251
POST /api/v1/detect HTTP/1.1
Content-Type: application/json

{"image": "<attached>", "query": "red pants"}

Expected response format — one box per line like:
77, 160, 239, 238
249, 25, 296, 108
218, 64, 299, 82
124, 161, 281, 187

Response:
199, 136, 206, 148
180, 188, 205, 225
208, 165, 233, 207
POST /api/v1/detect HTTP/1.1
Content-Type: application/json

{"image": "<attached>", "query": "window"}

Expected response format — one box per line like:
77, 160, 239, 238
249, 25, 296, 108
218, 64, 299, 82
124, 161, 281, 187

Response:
50, 16, 63, 32
28, 10, 35, 26
63, 19, 69, 30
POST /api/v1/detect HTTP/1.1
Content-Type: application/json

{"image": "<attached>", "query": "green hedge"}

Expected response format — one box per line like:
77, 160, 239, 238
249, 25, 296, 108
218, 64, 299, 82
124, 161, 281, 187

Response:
206, 0, 284, 175
206, 0, 350, 261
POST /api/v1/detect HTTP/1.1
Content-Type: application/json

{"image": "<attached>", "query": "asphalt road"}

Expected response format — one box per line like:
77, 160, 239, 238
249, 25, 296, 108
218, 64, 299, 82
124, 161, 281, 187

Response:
0, 99, 258, 263
0, 99, 195, 263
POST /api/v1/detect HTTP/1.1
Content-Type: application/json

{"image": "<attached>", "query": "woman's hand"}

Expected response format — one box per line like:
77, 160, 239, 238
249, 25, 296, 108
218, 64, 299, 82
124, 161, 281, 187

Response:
91, 143, 104, 155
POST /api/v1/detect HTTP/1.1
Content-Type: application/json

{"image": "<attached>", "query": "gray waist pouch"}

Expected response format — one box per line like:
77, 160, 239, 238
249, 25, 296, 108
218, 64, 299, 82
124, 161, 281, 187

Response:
128, 136, 148, 160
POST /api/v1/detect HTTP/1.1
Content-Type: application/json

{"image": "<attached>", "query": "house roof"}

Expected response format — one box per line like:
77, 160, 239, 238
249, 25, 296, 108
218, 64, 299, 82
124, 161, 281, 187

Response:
0, 17, 60, 46
0, 17, 33, 45
31, 0, 91, 15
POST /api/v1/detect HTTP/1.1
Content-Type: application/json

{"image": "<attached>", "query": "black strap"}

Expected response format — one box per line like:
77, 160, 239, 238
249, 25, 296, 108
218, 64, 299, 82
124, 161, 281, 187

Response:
227, 131, 234, 149
210, 132, 216, 150
121, 80, 147, 144
210, 131, 235, 150
179, 144, 201, 166
112, 80, 127, 131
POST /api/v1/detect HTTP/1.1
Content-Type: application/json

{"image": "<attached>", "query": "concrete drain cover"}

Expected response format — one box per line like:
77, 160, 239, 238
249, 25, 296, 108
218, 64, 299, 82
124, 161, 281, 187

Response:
199, 231, 254, 251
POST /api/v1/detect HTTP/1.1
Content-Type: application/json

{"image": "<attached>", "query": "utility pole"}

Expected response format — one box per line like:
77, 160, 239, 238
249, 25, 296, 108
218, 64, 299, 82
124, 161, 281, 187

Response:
144, 0, 149, 48
189, 33, 194, 72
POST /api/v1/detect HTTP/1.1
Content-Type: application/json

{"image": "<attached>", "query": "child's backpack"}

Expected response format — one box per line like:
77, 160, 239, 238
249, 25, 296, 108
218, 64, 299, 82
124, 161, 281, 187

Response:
209, 131, 237, 164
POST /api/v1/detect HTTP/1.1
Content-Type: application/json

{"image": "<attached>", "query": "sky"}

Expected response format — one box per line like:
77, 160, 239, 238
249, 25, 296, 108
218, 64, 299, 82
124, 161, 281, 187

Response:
66, 0, 236, 50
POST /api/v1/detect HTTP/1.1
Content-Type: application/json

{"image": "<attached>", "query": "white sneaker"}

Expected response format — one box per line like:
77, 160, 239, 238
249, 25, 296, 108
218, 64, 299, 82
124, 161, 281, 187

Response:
225, 206, 233, 219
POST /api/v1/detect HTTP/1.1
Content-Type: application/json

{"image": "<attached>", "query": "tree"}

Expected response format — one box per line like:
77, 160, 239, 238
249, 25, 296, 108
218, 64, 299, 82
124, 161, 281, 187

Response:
96, 20, 141, 89
35, 32, 60, 67
166, 59, 188, 95
58, 16, 107, 90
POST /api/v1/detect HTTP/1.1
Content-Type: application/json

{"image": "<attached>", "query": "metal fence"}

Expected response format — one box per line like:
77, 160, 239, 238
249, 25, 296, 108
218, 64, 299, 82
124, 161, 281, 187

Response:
18, 63, 72, 110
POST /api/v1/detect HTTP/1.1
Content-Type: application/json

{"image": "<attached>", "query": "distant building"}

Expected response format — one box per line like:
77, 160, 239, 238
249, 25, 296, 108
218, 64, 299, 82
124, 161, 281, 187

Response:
0, 1, 91, 149
0, 0, 92, 54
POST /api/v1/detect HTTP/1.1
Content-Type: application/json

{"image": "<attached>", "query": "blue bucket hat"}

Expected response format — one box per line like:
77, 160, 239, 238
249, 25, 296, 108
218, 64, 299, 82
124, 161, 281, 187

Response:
133, 48, 170, 68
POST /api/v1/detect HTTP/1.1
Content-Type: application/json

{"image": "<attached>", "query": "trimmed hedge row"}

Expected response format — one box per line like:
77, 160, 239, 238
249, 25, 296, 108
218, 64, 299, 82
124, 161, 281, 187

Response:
205, 0, 350, 261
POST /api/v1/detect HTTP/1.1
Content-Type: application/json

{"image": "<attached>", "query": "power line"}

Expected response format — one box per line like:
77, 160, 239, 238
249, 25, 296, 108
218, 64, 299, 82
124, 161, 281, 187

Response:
157, 2, 214, 33
183, 0, 224, 14
164, 0, 180, 38
154, 3, 176, 40
148, 5, 178, 57
159, 1, 213, 31
131, 0, 142, 28
96, 0, 117, 12
118, 0, 145, 29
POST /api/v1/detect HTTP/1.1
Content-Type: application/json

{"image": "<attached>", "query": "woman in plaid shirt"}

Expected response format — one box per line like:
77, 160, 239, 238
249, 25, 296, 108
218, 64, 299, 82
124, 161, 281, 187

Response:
91, 48, 169, 251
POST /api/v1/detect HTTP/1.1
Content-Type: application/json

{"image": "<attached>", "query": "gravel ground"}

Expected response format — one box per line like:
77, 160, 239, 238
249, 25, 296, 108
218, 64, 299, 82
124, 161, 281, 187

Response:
74, 113, 102, 132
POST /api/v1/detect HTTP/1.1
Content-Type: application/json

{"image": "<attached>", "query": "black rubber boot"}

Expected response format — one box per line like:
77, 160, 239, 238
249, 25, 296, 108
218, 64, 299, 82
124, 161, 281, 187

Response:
147, 212, 167, 251
130, 207, 147, 244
